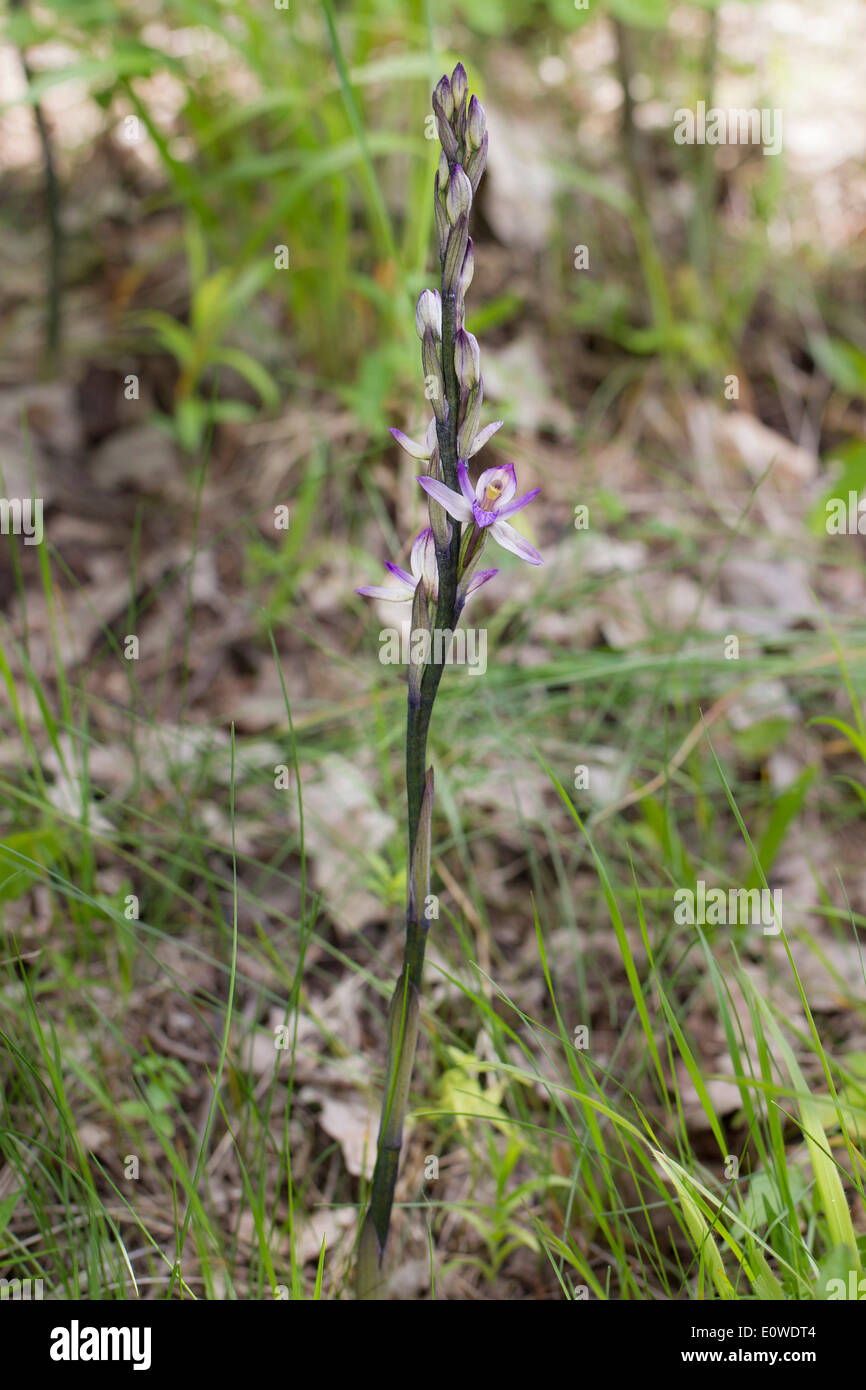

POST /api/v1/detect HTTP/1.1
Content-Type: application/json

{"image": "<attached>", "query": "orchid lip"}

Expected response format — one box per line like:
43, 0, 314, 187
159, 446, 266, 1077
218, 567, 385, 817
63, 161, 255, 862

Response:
475, 463, 516, 508
472, 501, 498, 527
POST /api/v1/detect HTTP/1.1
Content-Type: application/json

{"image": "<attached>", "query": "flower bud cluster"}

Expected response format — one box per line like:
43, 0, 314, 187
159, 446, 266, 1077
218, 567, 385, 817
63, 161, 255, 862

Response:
357, 67, 541, 670
424, 65, 489, 464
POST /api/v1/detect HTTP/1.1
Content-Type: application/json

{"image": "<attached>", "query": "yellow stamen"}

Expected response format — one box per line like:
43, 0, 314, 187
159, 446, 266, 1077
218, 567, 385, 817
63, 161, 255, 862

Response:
481, 481, 503, 510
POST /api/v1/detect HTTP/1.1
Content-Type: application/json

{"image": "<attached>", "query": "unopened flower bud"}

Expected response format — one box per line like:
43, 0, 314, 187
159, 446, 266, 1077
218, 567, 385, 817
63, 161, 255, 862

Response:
417, 526, 440, 601
437, 150, 450, 192
454, 329, 481, 391
422, 326, 446, 422
415, 289, 442, 340
408, 577, 430, 704
457, 239, 474, 299
433, 94, 458, 161
442, 212, 469, 293
457, 384, 482, 461
425, 449, 452, 550
450, 63, 468, 111
434, 191, 448, 258
466, 95, 486, 151
445, 164, 472, 226
452, 68, 468, 142
433, 75, 454, 122
465, 132, 488, 196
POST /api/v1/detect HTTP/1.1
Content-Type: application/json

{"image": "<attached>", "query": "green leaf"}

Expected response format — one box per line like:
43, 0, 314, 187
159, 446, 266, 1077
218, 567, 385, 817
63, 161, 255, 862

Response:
437, 1046, 519, 1140
1, 47, 166, 109
732, 716, 792, 763
190, 268, 235, 337
207, 400, 257, 423
135, 311, 195, 368
212, 348, 280, 408
607, 0, 671, 28
466, 292, 524, 336
746, 765, 815, 888
749, 989, 861, 1267
0, 1189, 21, 1237
808, 441, 866, 536
808, 716, 866, 764
814, 1054, 866, 1141
816, 1244, 862, 1299
741, 1169, 806, 1228
0, 828, 62, 902
808, 335, 866, 396
175, 397, 207, 454
653, 1152, 736, 1298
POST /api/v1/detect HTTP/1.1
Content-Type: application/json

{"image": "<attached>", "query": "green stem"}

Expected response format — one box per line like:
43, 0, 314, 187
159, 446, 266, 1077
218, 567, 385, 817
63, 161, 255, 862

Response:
691, 7, 720, 383
612, 19, 676, 383
12, 0, 62, 373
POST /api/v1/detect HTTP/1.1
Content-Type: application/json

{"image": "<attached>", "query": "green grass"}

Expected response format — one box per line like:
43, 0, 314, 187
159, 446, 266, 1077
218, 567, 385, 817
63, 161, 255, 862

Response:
2, 0, 865, 1301
2, 457, 865, 1297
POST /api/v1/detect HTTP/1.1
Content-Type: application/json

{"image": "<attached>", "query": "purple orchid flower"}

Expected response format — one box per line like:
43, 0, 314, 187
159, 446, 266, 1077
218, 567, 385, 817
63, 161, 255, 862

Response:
417, 461, 543, 565
356, 527, 498, 604
388, 418, 439, 462
389, 417, 504, 463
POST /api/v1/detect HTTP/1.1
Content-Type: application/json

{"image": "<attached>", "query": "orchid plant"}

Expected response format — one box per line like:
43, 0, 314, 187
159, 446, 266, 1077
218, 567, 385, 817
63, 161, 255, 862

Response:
354, 63, 542, 1300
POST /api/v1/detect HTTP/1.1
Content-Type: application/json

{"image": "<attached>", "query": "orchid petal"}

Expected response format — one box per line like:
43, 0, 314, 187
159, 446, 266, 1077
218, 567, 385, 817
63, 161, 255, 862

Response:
384, 562, 415, 586
468, 420, 504, 458
496, 487, 541, 520
417, 475, 473, 523
490, 519, 543, 565
355, 584, 413, 601
457, 458, 476, 506
389, 427, 430, 461
464, 567, 498, 595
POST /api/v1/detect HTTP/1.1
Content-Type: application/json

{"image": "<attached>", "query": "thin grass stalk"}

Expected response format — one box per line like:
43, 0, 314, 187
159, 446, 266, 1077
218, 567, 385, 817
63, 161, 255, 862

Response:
10, 0, 62, 373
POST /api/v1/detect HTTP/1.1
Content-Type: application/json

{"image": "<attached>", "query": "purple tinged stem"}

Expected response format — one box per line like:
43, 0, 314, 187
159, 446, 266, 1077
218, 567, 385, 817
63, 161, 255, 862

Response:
358, 65, 495, 1297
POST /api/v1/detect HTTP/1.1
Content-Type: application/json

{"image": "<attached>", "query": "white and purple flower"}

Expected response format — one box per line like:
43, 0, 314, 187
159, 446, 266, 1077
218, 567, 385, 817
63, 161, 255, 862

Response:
417, 461, 543, 565
388, 418, 439, 462
389, 417, 504, 463
356, 527, 498, 605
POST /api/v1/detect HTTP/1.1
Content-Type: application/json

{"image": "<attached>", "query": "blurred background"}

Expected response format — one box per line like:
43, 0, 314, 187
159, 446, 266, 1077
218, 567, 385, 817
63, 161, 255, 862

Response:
1, 0, 866, 1301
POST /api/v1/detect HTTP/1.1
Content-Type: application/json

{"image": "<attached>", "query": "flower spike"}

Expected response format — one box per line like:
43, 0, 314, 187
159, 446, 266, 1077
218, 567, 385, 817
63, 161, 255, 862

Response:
355, 62, 542, 1302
